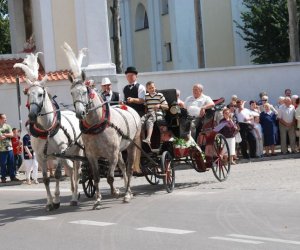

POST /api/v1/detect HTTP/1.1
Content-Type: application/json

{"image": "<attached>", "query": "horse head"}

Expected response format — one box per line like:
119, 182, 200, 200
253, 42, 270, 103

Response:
69, 71, 91, 119
25, 77, 48, 122
13, 52, 49, 122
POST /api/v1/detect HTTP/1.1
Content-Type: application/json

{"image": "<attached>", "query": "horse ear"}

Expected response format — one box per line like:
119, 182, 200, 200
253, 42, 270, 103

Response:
81, 71, 86, 81
68, 73, 74, 83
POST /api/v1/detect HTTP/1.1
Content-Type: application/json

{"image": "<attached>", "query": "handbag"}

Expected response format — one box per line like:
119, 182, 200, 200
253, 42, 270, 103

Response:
235, 132, 242, 143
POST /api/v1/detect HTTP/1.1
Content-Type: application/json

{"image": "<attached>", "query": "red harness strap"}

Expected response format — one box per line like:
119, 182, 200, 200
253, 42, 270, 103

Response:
30, 103, 59, 139
80, 102, 110, 134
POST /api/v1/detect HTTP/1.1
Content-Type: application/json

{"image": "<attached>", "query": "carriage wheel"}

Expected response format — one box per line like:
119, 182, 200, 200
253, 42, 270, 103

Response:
211, 133, 231, 182
141, 164, 160, 185
161, 151, 175, 193
82, 177, 96, 198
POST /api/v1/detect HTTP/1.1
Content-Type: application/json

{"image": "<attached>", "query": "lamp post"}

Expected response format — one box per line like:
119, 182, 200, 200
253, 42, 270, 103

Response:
16, 76, 22, 132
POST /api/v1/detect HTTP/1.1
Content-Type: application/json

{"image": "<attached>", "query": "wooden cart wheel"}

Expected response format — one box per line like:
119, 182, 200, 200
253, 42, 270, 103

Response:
140, 160, 159, 185
82, 177, 96, 198
211, 133, 231, 182
81, 162, 96, 198
161, 151, 175, 193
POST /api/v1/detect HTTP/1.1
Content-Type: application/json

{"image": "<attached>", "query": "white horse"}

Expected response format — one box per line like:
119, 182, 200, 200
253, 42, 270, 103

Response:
14, 53, 84, 211
68, 72, 141, 209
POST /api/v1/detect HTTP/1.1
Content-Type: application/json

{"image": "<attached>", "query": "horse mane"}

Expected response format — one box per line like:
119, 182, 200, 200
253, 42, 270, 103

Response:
62, 42, 87, 78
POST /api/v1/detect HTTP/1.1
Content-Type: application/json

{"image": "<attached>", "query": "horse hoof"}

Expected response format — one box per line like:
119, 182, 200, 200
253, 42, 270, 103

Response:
70, 200, 79, 206
113, 190, 120, 199
93, 204, 102, 210
123, 196, 131, 203
53, 202, 60, 210
46, 204, 54, 211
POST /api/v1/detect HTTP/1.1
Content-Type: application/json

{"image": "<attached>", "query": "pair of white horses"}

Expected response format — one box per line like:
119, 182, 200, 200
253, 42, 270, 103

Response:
15, 48, 141, 211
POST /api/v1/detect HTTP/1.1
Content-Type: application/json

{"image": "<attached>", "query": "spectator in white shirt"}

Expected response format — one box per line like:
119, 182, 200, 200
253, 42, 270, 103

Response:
184, 83, 215, 139
278, 97, 297, 154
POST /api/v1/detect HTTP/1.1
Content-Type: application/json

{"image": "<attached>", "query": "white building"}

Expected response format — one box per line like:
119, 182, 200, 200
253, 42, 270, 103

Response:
108, 0, 252, 72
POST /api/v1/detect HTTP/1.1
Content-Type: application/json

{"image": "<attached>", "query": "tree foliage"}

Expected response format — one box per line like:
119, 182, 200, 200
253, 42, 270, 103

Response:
0, 0, 11, 54
236, 0, 300, 64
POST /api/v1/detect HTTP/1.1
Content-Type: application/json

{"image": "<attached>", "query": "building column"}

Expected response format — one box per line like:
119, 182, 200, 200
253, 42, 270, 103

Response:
168, 0, 198, 70
74, 0, 116, 82
8, 0, 26, 54
148, 0, 163, 71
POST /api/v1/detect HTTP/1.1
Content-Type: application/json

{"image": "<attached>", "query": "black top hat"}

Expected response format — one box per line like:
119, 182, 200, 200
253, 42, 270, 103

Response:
125, 66, 138, 75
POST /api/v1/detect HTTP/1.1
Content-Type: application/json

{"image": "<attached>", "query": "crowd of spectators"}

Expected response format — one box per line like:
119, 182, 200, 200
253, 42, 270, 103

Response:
226, 88, 300, 160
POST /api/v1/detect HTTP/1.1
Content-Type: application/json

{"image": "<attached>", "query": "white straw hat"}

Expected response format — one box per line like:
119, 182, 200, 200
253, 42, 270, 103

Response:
101, 77, 111, 85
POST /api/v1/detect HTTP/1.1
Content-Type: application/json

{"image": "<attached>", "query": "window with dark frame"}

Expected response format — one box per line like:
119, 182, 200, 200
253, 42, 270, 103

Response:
165, 42, 172, 62
161, 0, 169, 15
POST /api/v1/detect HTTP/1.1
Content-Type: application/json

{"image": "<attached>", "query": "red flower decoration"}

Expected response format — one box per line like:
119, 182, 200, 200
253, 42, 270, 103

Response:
89, 92, 95, 99
120, 105, 128, 111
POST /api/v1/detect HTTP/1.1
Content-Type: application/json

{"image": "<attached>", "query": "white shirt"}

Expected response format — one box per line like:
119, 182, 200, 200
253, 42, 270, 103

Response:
185, 94, 214, 117
278, 104, 295, 123
185, 94, 214, 114
235, 108, 253, 123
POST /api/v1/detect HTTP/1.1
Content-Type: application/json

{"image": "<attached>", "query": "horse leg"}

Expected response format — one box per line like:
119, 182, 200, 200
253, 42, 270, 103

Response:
53, 161, 62, 209
117, 152, 128, 192
90, 158, 101, 210
107, 154, 120, 198
41, 159, 54, 211
124, 128, 141, 202
69, 160, 80, 206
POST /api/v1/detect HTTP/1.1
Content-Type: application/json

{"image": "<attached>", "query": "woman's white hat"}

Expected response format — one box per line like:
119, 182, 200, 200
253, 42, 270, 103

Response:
101, 77, 111, 85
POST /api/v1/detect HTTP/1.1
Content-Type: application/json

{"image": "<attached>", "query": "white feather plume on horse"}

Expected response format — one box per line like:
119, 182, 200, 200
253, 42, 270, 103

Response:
13, 52, 41, 82
13, 52, 48, 85
62, 42, 87, 78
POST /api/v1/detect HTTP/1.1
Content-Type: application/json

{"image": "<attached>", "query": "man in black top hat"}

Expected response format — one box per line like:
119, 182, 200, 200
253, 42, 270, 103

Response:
123, 66, 146, 117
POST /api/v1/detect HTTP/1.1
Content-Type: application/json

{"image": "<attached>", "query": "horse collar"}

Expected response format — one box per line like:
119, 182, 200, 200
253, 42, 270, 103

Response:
80, 102, 110, 135
29, 98, 61, 139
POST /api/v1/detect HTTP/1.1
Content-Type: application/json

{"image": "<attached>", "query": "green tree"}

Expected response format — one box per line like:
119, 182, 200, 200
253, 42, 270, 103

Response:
0, 0, 11, 54
236, 0, 300, 64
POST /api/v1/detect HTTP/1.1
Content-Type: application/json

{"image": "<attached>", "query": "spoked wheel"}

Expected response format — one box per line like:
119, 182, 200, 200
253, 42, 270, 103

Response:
141, 164, 160, 185
82, 177, 96, 198
211, 133, 231, 182
161, 151, 175, 193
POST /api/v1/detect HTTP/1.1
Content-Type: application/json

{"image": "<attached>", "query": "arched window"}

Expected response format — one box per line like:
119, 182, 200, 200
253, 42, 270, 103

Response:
135, 3, 149, 31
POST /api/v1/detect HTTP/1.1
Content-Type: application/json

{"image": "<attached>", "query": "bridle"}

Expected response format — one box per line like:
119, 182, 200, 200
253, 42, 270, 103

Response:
27, 84, 60, 139
71, 80, 111, 134
27, 84, 46, 115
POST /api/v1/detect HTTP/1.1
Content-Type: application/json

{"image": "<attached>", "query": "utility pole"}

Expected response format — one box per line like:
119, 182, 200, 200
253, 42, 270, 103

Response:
194, 0, 205, 68
287, 0, 300, 61
110, 0, 123, 73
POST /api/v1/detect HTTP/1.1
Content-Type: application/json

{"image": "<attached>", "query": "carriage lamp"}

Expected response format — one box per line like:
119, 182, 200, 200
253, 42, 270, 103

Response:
170, 103, 180, 115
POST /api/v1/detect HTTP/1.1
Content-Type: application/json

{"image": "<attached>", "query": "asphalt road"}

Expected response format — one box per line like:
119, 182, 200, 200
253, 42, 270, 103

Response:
0, 158, 300, 250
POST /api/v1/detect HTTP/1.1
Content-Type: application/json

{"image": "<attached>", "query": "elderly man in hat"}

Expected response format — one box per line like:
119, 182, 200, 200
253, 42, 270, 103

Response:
100, 77, 120, 106
123, 66, 146, 117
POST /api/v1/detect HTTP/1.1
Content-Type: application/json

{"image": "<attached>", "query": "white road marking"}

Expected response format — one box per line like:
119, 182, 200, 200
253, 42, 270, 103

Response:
229, 234, 300, 245
29, 216, 56, 221
136, 227, 195, 235
69, 220, 115, 227
209, 236, 263, 244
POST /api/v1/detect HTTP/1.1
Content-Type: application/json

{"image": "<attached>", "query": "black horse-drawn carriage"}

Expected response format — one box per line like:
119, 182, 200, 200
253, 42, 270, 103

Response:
79, 88, 231, 197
